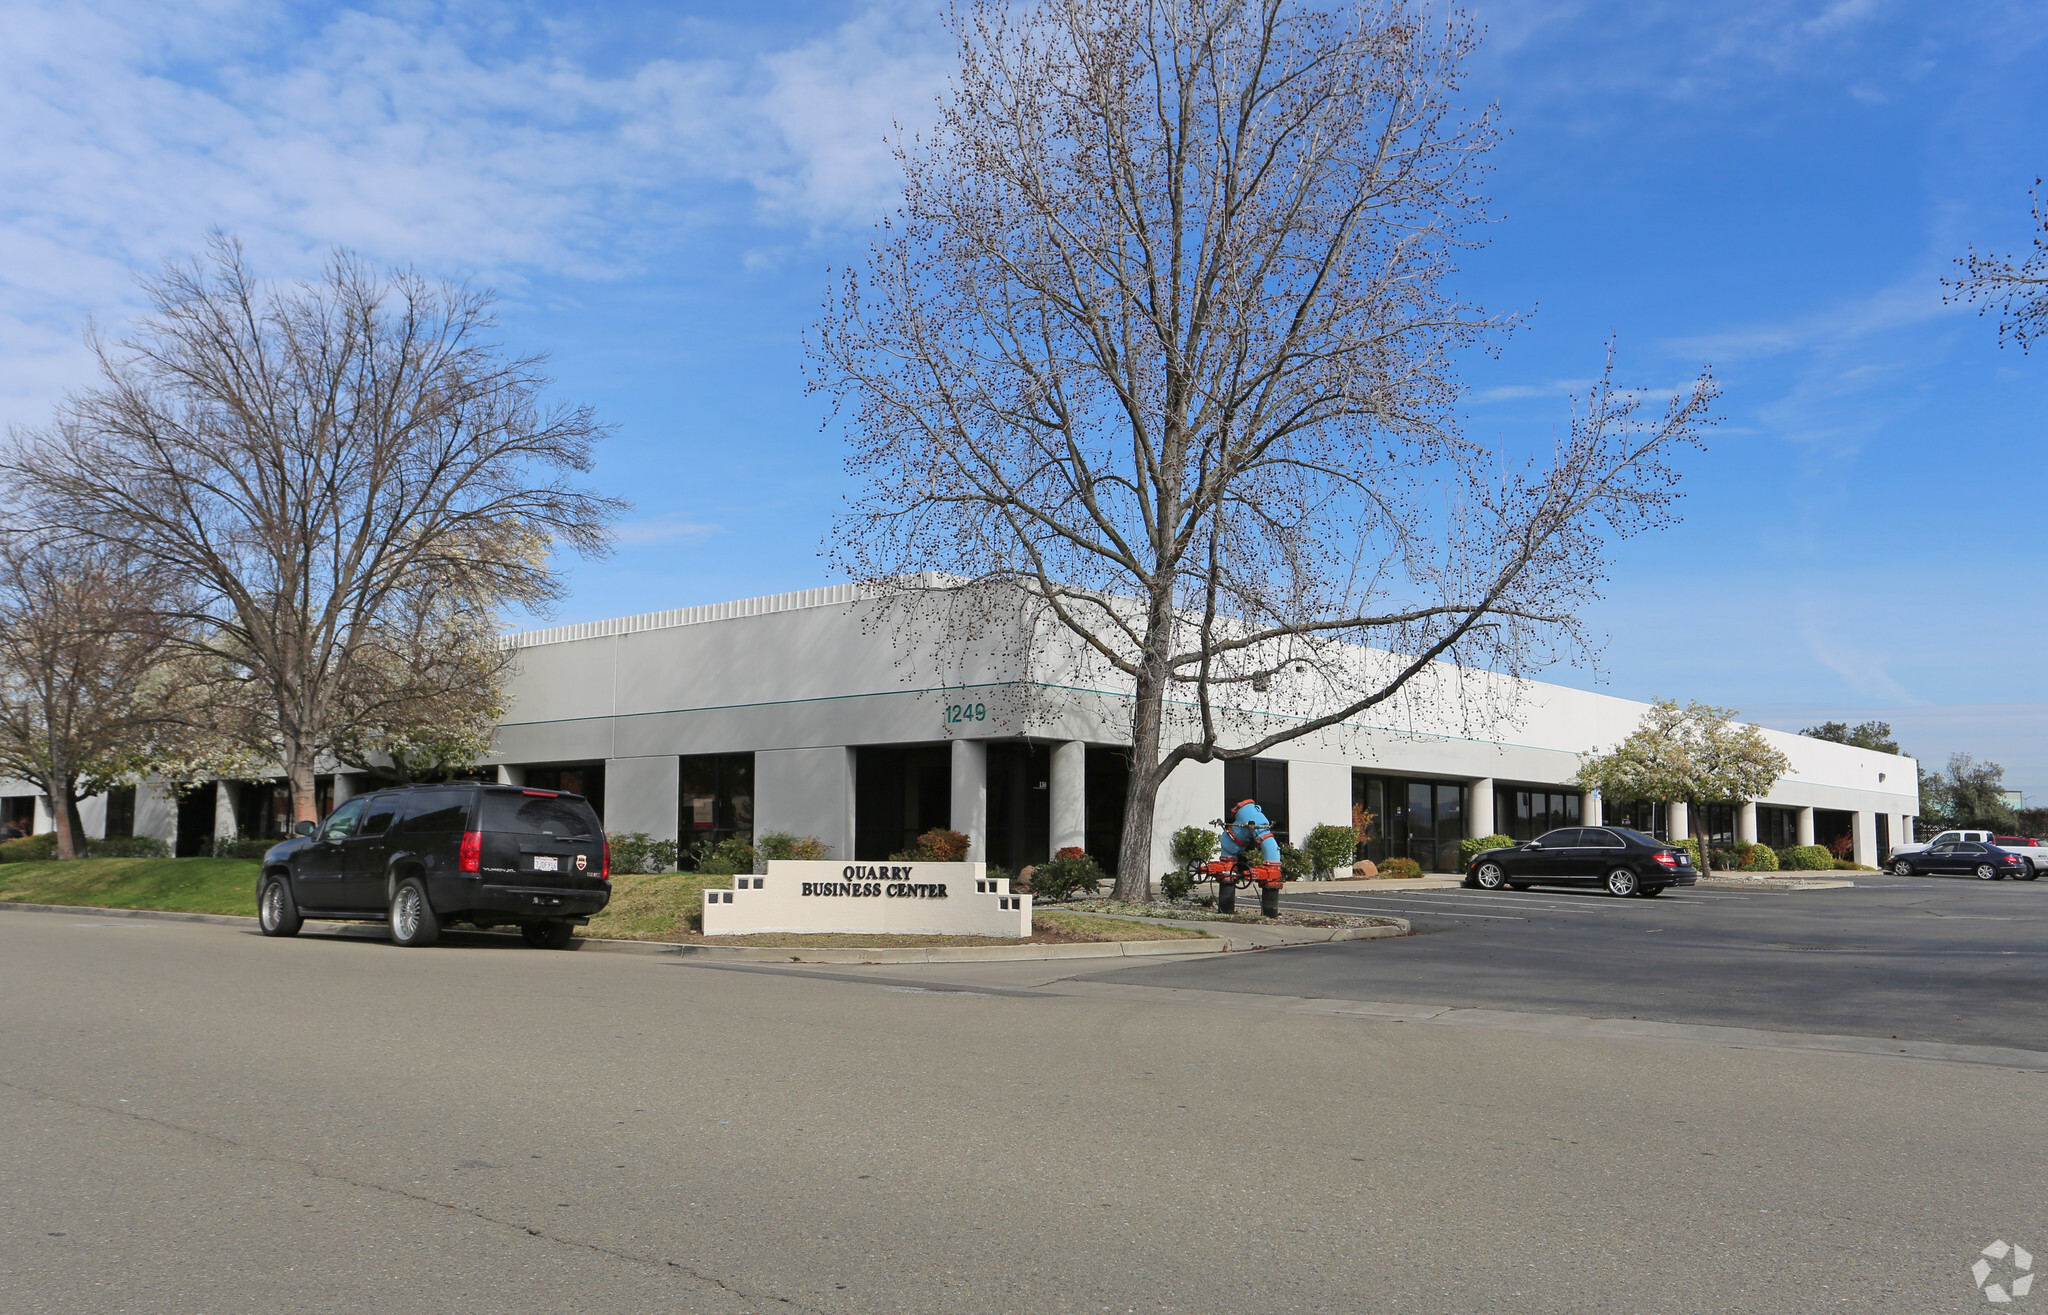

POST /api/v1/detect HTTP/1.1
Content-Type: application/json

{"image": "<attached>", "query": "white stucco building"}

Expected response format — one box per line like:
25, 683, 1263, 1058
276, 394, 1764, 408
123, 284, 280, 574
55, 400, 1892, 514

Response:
18, 585, 1921, 871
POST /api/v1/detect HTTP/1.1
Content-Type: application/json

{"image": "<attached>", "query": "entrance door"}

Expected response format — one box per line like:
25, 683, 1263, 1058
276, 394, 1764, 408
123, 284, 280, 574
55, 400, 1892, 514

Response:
986, 743, 1051, 877
175, 784, 218, 858
854, 746, 952, 860
1876, 813, 1890, 864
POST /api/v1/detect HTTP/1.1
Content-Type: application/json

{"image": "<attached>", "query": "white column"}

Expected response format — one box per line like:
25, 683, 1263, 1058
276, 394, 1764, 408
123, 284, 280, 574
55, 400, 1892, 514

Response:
495, 764, 526, 786
1583, 790, 1602, 826
1667, 800, 1688, 845
603, 756, 680, 841
1050, 741, 1086, 853
1796, 807, 1815, 847
1468, 779, 1495, 839
1736, 802, 1758, 845
1852, 811, 1876, 867
214, 782, 238, 841
755, 747, 855, 862
32, 795, 52, 835
950, 739, 987, 862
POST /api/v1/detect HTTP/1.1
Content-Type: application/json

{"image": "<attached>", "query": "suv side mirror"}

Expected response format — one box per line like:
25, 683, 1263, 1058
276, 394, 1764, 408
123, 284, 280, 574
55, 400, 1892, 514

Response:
293, 820, 315, 837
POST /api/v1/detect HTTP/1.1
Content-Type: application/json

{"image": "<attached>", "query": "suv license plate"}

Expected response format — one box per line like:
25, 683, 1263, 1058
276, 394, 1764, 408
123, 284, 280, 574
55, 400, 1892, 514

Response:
532, 855, 559, 872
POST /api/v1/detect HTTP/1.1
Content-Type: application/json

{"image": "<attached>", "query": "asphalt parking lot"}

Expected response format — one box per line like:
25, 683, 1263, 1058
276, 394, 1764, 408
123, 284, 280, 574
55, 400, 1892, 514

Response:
3, 884, 2045, 1313
1108, 875, 2048, 1052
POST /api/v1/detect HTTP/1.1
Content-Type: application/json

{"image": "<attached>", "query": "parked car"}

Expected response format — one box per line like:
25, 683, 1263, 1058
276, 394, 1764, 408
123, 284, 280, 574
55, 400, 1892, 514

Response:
1992, 836, 2048, 876
256, 783, 611, 948
1464, 826, 1698, 897
1888, 840, 2036, 881
1887, 829, 1993, 861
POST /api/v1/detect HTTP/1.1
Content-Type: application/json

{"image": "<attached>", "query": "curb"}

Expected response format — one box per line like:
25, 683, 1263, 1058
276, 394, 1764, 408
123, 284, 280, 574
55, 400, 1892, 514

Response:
0, 900, 1225, 963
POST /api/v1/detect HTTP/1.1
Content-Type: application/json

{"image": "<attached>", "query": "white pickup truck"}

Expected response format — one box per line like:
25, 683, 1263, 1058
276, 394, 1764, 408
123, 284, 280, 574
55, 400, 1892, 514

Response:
1890, 829, 2048, 874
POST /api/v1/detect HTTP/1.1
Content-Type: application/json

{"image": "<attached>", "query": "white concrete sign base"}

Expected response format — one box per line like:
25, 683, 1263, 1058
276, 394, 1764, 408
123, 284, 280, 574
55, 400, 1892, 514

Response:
700, 861, 1032, 938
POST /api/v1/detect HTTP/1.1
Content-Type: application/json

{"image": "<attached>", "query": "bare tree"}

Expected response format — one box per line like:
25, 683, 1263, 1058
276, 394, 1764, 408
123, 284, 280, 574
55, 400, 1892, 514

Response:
0, 538, 193, 859
812, 0, 1717, 900
1947, 178, 2048, 351
6, 236, 620, 822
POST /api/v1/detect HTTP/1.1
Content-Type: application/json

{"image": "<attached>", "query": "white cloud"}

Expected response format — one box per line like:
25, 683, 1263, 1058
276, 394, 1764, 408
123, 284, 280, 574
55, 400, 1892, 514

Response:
0, 0, 949, 425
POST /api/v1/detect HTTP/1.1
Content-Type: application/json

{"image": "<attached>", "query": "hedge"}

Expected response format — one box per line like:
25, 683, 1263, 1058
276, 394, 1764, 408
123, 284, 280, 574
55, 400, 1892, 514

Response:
1783, 844, 1835, 871
1460, 834, 1516, 863
1741, 843, 1778, 872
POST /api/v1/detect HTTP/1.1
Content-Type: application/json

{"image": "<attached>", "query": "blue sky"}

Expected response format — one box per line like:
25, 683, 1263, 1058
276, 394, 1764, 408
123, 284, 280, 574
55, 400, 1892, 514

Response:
3, 1, 2044, 797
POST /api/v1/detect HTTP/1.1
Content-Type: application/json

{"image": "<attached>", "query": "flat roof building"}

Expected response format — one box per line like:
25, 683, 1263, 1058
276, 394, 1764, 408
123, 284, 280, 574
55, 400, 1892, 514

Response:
15, 585, 1922, 870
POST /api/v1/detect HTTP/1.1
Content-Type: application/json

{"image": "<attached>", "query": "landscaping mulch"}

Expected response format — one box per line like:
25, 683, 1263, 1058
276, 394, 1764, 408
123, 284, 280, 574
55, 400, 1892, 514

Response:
1061, 898, 1399, 929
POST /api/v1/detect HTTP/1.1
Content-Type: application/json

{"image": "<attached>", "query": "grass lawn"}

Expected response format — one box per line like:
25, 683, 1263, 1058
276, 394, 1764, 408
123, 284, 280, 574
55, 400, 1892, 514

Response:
583, 871, 1212, 946
0, 857, 262, 917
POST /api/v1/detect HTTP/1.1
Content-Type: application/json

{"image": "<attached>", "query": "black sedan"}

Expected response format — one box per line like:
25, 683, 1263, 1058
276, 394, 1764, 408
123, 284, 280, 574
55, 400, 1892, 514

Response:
1464, 826, 1698, 897
1890, 840, 2037, 881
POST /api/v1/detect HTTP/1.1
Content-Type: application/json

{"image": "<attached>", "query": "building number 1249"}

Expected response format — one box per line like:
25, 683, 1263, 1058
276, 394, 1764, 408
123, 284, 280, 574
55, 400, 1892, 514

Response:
945, 702, 987, 725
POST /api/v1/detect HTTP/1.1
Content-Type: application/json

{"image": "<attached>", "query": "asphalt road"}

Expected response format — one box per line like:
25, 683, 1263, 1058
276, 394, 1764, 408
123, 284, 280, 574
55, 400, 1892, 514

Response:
2, 896, 2045, 1314
1120, 874, 2048, 1052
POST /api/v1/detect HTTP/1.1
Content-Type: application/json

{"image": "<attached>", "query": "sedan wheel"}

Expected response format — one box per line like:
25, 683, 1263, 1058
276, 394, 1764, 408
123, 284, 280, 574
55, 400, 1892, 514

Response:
1474, 862, 1507, 890
1976, 864, 2004, 882
1893, 860, 1914, 877
1605, 867, 1639, 898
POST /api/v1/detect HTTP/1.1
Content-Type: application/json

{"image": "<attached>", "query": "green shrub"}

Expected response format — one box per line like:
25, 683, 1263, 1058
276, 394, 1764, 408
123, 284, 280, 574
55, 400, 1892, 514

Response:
90, 835, 171, 859
985, 864, 1011, 888
1030, 851, 1105, 901
1741, 843, 1778, 872
1159, 867, 1195, 901
1169, 825, 1218, 871
1380, 856, 1423, 880
1459, 833, 1516, 863
607, 832, 680, 875
1303, 824, 1361, 879
756, 831, 832, 862
212, 837, 277, 861
0, 833, 57, 862
1277, 839, 1310, 882
1785, 845, 1835, 871
1709, 848, 1738, 871
905, 828, 969, 862
690, 837, 756, 876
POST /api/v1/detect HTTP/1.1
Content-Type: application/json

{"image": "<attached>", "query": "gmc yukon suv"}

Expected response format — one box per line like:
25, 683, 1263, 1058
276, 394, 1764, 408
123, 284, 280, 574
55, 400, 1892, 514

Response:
256, 783, 611, 949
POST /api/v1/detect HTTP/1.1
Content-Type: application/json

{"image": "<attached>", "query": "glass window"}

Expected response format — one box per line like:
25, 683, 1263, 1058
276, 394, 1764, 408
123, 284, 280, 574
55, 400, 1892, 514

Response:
104, 786, 136, 840
481, 792, 601, 840
1224, 758, 1291, 844
318, 798, 365, 841
680, 753, 757, 862
401, 791, 473, 835
1535, 829, 1576, 847
359, 796, 401, 837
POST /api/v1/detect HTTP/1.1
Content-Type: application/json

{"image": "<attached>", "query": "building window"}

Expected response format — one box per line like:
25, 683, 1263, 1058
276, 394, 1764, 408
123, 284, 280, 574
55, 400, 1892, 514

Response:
525, 763, 607, 820
1353, 774, 1468, 873
1696, 803, 1736, 850
1813, 808, 1854, 858
679, 753, 754, 862
1604, 799, 1666, 841
986, 742, 1051, 877
1084, 746, 1131, 874
0, 796, 35, 838
1494, 787, 1582, 844
1223, 758, 1290, 843
103, 786, 136, 840
1756, 805, 1799, 849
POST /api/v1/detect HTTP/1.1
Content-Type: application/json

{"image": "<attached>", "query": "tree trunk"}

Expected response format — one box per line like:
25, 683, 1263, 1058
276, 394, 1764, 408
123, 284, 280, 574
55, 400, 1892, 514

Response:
287, 748, 319, 825
1113, 603, 1176, 903
50, 776, 83, 861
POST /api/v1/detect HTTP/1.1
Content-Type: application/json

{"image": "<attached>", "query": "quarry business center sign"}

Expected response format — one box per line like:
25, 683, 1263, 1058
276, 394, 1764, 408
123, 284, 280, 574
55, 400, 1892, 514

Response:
700, 861, 1032, 938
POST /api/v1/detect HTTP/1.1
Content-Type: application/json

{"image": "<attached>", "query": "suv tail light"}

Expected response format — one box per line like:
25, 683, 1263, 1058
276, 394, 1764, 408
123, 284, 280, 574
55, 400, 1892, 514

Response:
458, 830, 482, 873
1654, 852, 1679, 867
601, 839, 611, 882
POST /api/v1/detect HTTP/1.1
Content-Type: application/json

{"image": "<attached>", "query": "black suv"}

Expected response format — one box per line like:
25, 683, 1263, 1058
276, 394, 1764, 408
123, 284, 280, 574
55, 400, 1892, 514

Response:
256, 784, 611, 949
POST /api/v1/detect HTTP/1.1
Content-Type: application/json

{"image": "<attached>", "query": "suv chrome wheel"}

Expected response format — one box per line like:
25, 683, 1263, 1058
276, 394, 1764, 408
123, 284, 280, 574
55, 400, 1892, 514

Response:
258, 878, 301, 938
1475, 862, 1506, 890
1605, 867, 1638, 897
388, 878, 440, 947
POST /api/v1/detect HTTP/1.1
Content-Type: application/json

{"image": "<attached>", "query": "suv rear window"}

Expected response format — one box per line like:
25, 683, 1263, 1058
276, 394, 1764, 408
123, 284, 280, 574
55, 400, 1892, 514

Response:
481, 791, 601, 840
